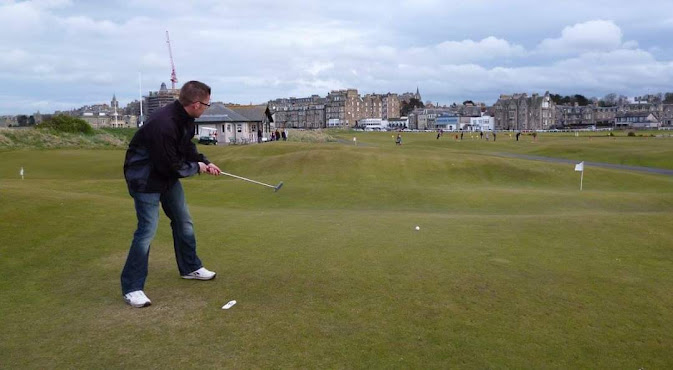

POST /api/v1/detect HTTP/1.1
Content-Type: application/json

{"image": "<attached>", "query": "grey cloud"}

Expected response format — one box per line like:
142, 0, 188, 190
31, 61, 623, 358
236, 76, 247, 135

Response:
3, 0, 673, 114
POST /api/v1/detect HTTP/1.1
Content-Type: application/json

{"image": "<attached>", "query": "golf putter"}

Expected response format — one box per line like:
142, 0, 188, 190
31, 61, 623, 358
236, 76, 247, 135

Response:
219, 171, 283, 192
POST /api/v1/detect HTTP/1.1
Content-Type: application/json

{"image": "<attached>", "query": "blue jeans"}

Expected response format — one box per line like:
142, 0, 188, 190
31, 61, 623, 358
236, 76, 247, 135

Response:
121, 181, 203, 295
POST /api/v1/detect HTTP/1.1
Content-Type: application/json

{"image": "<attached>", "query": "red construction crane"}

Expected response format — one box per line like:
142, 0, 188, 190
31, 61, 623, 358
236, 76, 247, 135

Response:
166, 30, 178, 90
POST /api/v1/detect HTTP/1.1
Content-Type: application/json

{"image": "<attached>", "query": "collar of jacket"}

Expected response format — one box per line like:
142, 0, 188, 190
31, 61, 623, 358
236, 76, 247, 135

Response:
172, 100, 194, 124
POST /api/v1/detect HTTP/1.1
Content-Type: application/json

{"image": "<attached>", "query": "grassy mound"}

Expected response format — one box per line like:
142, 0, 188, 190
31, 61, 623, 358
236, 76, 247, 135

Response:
286, 128, 338, 143
0, 127, 133, 150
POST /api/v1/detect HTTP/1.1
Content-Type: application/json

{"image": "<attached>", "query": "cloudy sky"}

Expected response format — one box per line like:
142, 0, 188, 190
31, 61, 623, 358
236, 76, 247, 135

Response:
2, 0, 673, 115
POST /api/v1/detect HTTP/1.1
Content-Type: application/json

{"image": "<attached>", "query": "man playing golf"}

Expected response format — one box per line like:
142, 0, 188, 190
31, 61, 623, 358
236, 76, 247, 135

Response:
121, 80, 221, 308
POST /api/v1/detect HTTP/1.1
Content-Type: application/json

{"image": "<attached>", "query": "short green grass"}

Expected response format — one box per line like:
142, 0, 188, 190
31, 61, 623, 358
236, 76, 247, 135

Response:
1, 133, 672, 368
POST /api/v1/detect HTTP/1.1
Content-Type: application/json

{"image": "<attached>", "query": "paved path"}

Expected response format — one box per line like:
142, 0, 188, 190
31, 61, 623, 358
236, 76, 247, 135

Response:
493, 152, 673, 176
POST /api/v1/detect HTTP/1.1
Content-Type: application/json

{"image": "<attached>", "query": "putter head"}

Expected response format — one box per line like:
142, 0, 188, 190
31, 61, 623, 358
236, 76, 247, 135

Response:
274, 181, 283, 192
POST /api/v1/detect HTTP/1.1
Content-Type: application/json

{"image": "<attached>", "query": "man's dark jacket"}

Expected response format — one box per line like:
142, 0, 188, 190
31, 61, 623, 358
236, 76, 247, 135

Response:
124, 101, 210, 193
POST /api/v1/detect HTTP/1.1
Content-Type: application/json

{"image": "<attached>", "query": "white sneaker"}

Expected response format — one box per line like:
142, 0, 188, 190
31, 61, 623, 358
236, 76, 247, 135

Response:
182, 267, 217, 280
123, 290, 152, 308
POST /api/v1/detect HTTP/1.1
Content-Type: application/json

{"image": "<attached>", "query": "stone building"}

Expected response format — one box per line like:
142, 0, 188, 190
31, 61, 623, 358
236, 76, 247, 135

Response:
326, 89, 361, 127
408, 107, 454, 130
400, 87, 422, 103
382, 93, 400, 119
493, 92, 555, 130
145, 82, 179, 117
269, 95, 326, 129
361, 94, 383, 120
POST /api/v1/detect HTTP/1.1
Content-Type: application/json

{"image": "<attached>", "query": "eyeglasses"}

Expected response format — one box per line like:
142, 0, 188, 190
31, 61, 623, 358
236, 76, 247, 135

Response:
195, 101, 211, 107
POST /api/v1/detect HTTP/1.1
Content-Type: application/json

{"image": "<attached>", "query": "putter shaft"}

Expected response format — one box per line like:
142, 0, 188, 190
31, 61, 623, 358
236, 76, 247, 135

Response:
219, 171, 283, 192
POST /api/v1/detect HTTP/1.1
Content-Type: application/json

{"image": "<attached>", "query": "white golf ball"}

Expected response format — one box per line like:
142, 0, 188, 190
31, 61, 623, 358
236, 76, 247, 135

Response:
415, 226, 420, 231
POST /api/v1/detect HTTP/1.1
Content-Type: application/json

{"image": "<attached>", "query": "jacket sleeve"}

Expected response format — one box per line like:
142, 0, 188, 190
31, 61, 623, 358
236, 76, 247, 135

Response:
185, 139, 211, 166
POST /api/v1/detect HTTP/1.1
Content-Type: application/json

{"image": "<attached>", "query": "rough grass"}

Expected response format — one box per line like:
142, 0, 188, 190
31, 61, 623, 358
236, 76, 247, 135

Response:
286, 128, 338, 143
1, 134, 673, 368
0, 127, 129, 150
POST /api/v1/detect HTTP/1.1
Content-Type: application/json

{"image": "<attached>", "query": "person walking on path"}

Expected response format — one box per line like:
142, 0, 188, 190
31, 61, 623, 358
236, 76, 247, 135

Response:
121, 80, 222, 308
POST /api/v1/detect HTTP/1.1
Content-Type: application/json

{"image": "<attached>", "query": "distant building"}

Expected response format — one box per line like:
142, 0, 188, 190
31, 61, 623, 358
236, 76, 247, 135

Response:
593, 105, 619, 126
359, 118, 386, 131
382, 93, 400, 120
615, 112, 661, 129
555, 104, 593, 127
387, 117, 408, 130
399, 87, 422, 103
493, 92, 555, 130
326, 89, 361, 127
195, 103, 273, 144
269, 95, 325, 129
408, 107, 454, 130
435, 113, 460, 131
361, 94, 383, 119
467, 115, 495, 131
145, 82, 179, 117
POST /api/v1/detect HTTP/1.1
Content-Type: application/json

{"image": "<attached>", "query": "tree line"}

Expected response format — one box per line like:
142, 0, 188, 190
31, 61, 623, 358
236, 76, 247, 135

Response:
550, 92, 673, 107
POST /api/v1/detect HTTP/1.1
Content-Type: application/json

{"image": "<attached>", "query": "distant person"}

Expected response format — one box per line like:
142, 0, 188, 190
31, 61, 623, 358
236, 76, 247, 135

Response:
516, 132, 521, 141
480, 131, 484, 139
281, 129, 287, 141
275, 129, 281, 142
257, 128, 262, 143
395, 134, 402, 145
437, 130, 441, 140
121, 80, 221, 308
533, 132, 538, 142
493, 131, 497, 142
460, 131, 463, 140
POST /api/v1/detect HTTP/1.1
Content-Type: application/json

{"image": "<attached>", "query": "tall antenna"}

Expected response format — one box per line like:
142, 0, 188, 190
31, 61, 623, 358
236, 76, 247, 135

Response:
166, 30, 178, 90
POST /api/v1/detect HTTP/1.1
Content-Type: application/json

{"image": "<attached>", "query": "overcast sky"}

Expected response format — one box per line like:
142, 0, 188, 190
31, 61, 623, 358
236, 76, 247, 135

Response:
2, 0, 673, 115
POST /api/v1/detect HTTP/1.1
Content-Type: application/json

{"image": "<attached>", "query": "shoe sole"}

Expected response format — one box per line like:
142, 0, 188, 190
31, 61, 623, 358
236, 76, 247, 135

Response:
181, 273, 216, 280
125, 300, 152, 308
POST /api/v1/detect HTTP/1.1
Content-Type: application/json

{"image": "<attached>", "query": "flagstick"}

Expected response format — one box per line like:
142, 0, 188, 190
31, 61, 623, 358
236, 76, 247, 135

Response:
580, 170, 583, 191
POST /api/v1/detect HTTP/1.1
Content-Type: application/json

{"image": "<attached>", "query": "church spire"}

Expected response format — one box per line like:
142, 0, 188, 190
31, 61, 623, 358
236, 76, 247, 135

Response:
111, 93, 118, 110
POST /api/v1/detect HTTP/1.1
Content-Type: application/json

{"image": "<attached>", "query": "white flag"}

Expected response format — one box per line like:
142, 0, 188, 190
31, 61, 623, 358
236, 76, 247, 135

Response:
574, 162, 584, 172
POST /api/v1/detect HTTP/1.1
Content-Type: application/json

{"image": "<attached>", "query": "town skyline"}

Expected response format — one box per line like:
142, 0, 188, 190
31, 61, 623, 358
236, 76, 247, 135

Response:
3, 1, 673, 115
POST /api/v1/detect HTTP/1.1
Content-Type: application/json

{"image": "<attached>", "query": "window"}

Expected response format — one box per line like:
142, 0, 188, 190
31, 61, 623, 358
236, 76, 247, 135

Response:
237, 124, 242, 133
227, 124, 231, 132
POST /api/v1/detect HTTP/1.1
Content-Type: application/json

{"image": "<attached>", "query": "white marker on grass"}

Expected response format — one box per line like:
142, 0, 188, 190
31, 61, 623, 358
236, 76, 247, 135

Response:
222, 300, 237, 310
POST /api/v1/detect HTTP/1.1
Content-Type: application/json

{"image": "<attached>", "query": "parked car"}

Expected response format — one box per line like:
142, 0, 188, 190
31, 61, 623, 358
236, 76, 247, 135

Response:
198, 136, 218, 145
